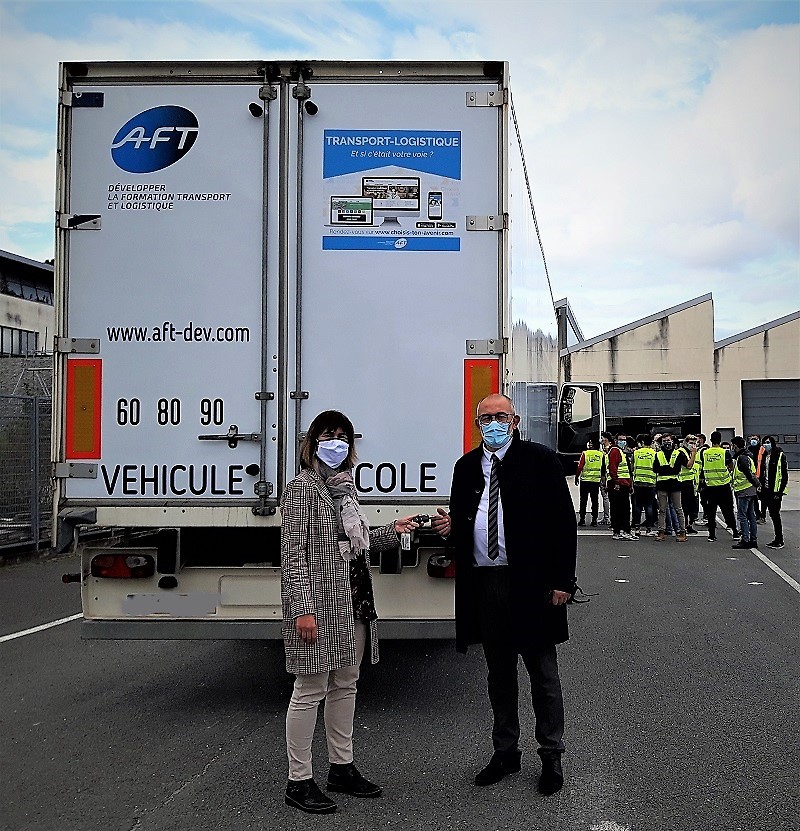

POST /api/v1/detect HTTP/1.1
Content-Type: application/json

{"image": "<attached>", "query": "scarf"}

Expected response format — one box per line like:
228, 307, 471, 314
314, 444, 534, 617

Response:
314, 459, 371, 561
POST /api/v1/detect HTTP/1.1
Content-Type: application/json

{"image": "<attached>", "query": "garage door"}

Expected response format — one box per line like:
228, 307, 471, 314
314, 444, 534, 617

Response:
742, 379, 800, 468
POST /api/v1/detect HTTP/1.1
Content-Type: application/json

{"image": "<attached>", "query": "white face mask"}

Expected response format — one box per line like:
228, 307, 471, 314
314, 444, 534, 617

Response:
316, 439, 349, 468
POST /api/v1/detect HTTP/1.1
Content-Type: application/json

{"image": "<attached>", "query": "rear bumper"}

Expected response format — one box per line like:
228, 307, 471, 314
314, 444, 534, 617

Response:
81, 618, 455, 640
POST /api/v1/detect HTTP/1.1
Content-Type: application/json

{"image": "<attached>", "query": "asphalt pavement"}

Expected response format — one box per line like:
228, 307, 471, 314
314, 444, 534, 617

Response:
1, 491, 798, 831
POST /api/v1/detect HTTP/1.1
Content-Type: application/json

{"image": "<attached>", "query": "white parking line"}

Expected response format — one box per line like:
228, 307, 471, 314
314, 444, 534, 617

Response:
0, 613, 82, 644
748, 548, 800, 594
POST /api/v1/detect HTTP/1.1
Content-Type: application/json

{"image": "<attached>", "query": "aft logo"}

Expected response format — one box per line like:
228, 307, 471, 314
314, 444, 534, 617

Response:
111, 106, 199, 173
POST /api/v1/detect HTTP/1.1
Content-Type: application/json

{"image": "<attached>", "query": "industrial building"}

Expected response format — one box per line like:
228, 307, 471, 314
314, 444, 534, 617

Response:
561, 295, 800, 467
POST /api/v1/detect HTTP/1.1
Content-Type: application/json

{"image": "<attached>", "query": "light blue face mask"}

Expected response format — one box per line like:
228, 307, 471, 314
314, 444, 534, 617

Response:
316, 439, 349, 468
618, 440, 627, 449
763, 442, 772, 452
480, 420, 512, 450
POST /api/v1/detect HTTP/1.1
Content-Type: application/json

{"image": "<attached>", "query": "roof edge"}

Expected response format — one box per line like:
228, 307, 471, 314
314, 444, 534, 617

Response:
714, 309, 800, 350
562, 293, 713, 355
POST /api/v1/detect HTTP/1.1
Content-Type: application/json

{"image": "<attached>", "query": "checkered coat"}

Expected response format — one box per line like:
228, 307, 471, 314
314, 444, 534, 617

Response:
280, 468, 399, 675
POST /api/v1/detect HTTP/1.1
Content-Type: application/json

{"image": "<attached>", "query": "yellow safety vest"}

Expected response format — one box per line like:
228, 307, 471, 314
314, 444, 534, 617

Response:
677, 446, 695, 482
733, 454, 755, 493
614, 448, 631, 480
633, 447, 656, 486
702, 446, 732, 487
580, 449, 604, 483
772, 450, 789, 494
655, 449, 680, 483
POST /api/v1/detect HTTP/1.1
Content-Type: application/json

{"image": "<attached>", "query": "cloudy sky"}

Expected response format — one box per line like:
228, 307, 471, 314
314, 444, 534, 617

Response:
1, 0, 798, 340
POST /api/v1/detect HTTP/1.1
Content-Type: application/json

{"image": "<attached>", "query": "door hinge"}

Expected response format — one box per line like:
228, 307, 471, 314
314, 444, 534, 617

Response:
466, 214, 507, 231
58, 213, 101, 231
55, 337, 100, 354
55, 462, 98, 479
466, 338, 508, 356
61, 91, 105, 108
466, 89, 507, 107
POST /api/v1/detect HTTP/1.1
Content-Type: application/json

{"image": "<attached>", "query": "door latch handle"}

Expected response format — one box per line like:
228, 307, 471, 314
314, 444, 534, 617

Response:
198, 425, 261, 449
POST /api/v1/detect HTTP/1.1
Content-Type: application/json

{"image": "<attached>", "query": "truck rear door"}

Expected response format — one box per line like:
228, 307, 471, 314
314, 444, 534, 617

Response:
60, 81, 279, 508
287, 73, 504, 500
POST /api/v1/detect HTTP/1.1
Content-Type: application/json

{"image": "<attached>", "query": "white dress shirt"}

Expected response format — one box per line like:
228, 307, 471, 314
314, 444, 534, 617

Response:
473, 440, 512, 566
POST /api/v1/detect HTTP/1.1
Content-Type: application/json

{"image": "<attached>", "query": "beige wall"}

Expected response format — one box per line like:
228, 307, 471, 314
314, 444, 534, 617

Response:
708, 316, 800, 433
2, 294, 54, 348
565, 298, 715, 386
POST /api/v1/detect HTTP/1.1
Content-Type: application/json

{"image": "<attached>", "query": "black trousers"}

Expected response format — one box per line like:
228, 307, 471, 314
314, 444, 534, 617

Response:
705, 484, 738, 538
474, 566, 565, 759
609, 486, 631, 533
680, 480, 698, 525
579, 482, 599, 521
764, 492, 784, 543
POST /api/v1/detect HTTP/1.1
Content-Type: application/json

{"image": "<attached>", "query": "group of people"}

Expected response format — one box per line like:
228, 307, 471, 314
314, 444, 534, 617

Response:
575, 430, 788, 549
279, 396, 577, 813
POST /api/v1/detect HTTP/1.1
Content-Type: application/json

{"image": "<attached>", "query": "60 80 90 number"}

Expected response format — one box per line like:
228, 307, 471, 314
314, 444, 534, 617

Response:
115, 397, 224, 426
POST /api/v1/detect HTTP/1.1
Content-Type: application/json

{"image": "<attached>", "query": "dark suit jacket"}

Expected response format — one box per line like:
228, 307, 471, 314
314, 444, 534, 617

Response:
449, 436, 578, 653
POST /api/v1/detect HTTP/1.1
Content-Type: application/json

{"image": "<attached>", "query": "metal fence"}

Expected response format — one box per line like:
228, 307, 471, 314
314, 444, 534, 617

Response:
0, 394, 52, 550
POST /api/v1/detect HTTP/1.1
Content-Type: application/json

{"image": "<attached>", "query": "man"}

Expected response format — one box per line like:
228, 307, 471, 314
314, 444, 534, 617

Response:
759, 435, 789, 549
699, 431, 739, 543
575, 437, 605, 526
653, 432, 693, 542
730, 436, 762, 549
433, 394, 577, 795
604, 433, 636, 541
695, 434, 710, 523
632, 434, 657, 536
677, 435, 700, 534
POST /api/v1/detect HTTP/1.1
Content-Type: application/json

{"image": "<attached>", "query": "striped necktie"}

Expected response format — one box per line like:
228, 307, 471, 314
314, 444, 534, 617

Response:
488, 454, 500, 560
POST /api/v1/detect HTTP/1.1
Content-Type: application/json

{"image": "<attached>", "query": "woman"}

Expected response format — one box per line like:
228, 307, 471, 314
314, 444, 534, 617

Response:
758, 435, 789, 549
280, 409, 419, 814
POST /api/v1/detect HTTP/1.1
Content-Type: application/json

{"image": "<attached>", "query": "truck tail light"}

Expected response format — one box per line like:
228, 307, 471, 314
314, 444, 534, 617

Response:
464, 359, 499, 453
427, 553, 456, 579
65, 358, 102, 459
90, 554, 155, 578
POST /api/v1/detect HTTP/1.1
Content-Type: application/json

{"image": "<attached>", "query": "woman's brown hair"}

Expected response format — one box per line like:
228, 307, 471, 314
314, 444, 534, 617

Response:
299, 410, 357, 470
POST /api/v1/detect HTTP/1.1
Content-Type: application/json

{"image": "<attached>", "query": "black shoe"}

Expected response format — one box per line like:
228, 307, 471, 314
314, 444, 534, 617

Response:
474, 752, 521, 786
578, 518, 585, 526
285, 778, 337, 814
731, 540, 751, 549
732, 531, 741, 539
327, 763, 382, 797
686, 526, 698, 535
538, 756, 564, 795
767, 541, 785, 550
707, 536, 716, 542
590, 519, 597, 527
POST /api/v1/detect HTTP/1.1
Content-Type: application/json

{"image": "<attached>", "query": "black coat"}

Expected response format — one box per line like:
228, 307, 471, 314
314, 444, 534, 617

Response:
448, 436, 578, 653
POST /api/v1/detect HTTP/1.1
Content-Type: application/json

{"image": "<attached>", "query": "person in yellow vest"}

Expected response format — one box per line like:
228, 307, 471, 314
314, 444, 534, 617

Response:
730, 436, 762, 549
653, 432, 695, 542
758, 435, 789, 549
699, 431, 740, 543
677, 435, 700, 534
574, 438, 605, 526
632, 434, 657, 536
604, 432, 636, 541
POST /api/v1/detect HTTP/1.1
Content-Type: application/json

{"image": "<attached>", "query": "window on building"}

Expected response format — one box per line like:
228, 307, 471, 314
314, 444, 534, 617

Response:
0, 326, 39, 356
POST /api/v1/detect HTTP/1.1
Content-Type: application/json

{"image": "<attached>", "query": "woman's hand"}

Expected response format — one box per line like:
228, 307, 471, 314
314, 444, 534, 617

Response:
431, 507, 451, 538
295, 614, 317, 645
393, 515, 420, 534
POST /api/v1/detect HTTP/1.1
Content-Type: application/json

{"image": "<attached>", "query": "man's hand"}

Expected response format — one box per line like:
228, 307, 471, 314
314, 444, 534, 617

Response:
431, 507, 451, 538
295, 614, 317, 645
551, 590, 570, 606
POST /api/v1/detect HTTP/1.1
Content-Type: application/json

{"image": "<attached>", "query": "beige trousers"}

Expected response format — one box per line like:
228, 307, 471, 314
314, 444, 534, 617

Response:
286, 621, 366, 781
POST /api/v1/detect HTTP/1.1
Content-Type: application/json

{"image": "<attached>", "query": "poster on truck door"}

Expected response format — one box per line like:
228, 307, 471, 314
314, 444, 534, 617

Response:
63, 85, 275, 501
296, 82, 503, 499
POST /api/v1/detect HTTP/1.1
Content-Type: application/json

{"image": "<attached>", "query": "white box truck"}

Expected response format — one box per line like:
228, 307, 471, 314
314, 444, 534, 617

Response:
53, 60, 559, 638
